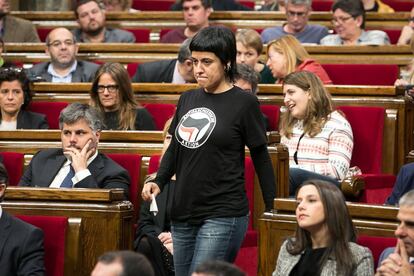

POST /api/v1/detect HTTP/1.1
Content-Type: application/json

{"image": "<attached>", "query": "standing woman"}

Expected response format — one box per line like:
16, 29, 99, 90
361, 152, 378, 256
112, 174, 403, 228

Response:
273, 180, 374, 275
280, 71, 354, 195
267, 35, 332, 84
142, 26, 276, 276
90, 62, 156, 130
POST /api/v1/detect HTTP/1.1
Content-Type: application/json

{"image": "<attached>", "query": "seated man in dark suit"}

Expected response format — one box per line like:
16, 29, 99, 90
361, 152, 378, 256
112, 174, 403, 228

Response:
19, 103, 130, 199
0, 163, 45, 276
385, 162, 414, 205
27, 27, 99, 83
132, 38, 195, 83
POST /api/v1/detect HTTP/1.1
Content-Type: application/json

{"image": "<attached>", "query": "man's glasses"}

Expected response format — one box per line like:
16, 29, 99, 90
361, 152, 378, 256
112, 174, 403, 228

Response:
97, 85, 119, 94
331, 16, 353, 25
47, 40, 75, 48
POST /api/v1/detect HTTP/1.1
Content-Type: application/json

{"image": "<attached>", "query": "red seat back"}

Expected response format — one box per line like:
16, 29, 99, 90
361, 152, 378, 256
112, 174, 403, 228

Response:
358, 174, 396, 204
132, 0, 174, 10
312, 0, 333, 11
148, 155, 162, 175
107, 153, 142, 217
127, 63, 140, 78
382, 0, 413, 11
36, 28, 53, 42
337, 106, 385, 174
125, 28, 151, 43
27, 102, 69, 129
0, 152, 24, 186
159, 29, 173, 41
239, 0, 255, 9
322, 64, 399, 85
382, 29, 402, 45
143, 103, 176, 130
260, 104, 280, 131
16, 215, 68, 276
357, 235, 397, 268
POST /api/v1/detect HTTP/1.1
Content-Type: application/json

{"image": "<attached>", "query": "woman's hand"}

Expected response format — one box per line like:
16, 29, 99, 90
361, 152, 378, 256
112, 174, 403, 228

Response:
394, 78, 409, 86
141, 182, 160, 201
158, 232, 172, 244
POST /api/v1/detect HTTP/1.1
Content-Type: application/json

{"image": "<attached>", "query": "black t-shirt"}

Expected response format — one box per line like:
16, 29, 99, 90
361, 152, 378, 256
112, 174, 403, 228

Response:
154, 86, 275, 224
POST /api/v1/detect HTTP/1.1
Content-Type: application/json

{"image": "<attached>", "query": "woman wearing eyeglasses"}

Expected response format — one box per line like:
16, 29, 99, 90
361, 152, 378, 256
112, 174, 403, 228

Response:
280, 71, 353, 196
0, 67, 48, 130
320, 0, 390, 45
90, 62, 156, 130
266, 35, 332, 84
273, 180, 374, 275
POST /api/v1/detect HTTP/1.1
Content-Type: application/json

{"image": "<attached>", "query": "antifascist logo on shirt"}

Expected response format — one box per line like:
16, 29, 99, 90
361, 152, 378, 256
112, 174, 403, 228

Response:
175, 107, 216, 149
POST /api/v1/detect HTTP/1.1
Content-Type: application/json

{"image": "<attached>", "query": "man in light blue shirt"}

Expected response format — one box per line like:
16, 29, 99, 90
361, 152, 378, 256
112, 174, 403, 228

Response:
261, 0, 329, 44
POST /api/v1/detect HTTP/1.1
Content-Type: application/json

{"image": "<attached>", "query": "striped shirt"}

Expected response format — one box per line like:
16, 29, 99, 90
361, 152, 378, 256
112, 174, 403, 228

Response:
281, 111, 353, 180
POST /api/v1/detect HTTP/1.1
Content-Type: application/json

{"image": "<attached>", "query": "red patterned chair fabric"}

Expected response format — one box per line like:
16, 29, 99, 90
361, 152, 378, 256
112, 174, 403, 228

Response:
16, 215, 68, 276
0, 152, 24, 186
27, 101, 69, 129
338, 106, 395, 203
322, 64, 399, 85
357, 235, 397, 268
143, 103, 176, 130
107, 153, 142, 217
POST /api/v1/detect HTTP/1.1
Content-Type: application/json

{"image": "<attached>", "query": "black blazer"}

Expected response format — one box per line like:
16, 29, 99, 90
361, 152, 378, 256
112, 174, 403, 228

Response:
16, 110, 49, 129
0, 211, 45, 276
18, 148, 130, 199
132, 59, 177, 83
27, 61, 99, 82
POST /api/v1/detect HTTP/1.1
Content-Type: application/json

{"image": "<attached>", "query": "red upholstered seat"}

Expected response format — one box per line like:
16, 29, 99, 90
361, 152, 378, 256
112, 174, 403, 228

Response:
36, 27, 53, 42
0, 152, 24, 186
27, 101, 69, 129
127, 63, 140, 78
260, 104, 280, 131
338, 106, 395, 203
132, 0, 174, 10
239, 0, 255, 9
16, 215, 68, 276
312, 0, 333, 11
143, 103, 176, 130
322, 64, 399, 85
357, 235, 397, 268
382, 29, 402, 45
107, 153, 142, 217
125, 28, 151, 43
383, 0, 413, 11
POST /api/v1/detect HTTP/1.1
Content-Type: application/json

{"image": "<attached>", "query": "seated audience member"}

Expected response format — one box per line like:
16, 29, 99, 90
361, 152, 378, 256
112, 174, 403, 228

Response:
0, 68, 48, 130
135, 118, 175, 276
0, 163, 46, 276
91, 250, 155, 276
376, 190, 414, 275
161, 0, 211, 43
320, 0, 390, 45
267, 35, 332, 84
273, 180, 374, 275
236, 29, 276, 84
385, 162, 414, 205
192, 260, 246, 276
0, 0, 40, 42
90, 62, 156, 130
72, 0, 135, 43
132, 38, 195, 84
259, 0, 286, 11
170, 0, 251, 11
397, 7, 414, 45
261, 0, 329, 44
361, 0, 394, 13
280, 71, 353, 195
101, 0, 137, 12
27, 28, 99, 83
18, 103, 130, 198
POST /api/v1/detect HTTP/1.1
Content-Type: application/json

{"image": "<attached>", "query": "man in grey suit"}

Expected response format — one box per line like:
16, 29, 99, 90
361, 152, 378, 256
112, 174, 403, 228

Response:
73, 0, 135, 43
19, 103, 130, 199
27, 28, 99, 83
0, 163, 45, 276
132, 38, 195, 83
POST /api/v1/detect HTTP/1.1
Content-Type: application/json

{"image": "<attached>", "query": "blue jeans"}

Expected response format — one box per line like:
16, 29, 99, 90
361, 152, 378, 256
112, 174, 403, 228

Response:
289, 168, 340, 196
171, 215, 249, 276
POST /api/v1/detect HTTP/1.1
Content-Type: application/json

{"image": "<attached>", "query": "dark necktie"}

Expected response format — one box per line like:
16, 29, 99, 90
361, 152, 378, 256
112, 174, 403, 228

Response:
60, 165, 75, 188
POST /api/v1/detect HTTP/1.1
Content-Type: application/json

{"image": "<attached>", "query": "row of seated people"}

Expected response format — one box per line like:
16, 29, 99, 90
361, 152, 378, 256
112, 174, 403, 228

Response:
4, 0, 414, 46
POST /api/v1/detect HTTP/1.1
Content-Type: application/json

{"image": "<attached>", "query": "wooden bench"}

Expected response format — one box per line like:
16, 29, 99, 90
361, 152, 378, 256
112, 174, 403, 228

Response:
258, 198, 399, 276
5, 44, 413, 66
29, 82, 412, 175
2, 188, 133, 276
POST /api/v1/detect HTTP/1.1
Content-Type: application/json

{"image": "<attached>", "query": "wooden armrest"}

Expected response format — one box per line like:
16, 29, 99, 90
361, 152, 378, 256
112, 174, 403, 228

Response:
341, 175, 365, 199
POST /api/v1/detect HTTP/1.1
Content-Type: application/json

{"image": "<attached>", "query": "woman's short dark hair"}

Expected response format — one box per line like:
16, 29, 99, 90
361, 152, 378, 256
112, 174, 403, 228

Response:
0, 67, 32, 110
189, 26, 237, 82
332, 0, 365, 29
